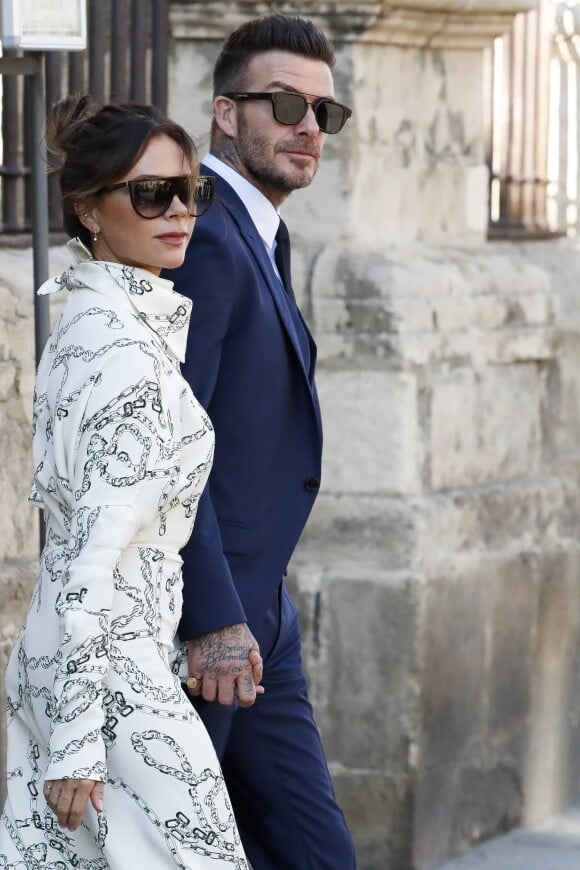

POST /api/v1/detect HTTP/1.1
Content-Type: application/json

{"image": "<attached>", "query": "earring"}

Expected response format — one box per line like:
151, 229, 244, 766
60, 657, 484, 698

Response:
92, 232, 98, 242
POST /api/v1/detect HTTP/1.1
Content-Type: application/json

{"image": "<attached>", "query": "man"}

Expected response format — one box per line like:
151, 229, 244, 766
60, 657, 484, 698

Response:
170, 14, 356, 869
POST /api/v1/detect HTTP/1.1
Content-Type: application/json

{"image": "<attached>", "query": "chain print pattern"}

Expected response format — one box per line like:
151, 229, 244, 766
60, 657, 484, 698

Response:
0, 253, 247, 868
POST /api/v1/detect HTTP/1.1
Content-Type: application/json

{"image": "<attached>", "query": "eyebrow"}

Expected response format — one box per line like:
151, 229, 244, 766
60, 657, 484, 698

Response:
267, 80, 335, 100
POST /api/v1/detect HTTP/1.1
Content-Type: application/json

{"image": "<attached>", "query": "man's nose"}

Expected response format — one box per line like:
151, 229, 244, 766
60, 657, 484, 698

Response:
295, 104, 321, 135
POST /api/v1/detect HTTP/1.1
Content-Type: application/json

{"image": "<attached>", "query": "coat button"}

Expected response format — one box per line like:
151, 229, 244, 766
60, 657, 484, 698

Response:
304, 477, 320, 492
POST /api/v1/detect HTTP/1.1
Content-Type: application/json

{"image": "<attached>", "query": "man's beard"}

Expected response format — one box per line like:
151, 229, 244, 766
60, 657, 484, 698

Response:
236, 114, 320, 200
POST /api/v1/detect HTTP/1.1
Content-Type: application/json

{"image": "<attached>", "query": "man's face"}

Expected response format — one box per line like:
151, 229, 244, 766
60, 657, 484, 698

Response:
225, 51, 335, 205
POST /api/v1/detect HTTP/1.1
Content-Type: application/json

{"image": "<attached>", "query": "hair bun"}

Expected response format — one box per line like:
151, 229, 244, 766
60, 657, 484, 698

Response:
45, 93, 100, 162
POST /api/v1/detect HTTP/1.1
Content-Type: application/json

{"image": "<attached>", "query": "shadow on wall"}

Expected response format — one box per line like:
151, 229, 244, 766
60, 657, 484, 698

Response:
523, 551, 580, 825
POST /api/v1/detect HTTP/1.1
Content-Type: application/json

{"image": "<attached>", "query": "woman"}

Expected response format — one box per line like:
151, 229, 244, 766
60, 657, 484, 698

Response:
0, 94, 250, 868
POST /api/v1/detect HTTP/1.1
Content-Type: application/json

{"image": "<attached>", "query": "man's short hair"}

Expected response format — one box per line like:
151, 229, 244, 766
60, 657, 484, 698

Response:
213, 14, 336, 97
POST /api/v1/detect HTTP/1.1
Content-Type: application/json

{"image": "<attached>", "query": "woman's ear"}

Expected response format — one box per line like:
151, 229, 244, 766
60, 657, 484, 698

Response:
213, 95, 238, 138
74, 200, 99, 236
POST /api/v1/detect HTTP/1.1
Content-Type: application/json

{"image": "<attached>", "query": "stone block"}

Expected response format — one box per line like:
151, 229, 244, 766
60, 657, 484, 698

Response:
168, 42, 216, 143
418, 568, 489, 773
414, 760, 523, 868
295, 568, 421, 775
298, 493, 424, 571
0, 408, 37, 561
429, 364, 543, 489
332, 769, 415, 870
523, 548, 580, 825
415, 483, 540, 574
0, 557, 37, 804
415, 555, 540, 865
317, 369, 421, 495
414, 548, 580, 864
541, 350, 580, 460
0, 362, 16, 398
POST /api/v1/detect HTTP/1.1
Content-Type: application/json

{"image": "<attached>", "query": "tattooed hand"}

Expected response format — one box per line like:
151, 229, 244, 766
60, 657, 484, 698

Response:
186, 622, 265, 707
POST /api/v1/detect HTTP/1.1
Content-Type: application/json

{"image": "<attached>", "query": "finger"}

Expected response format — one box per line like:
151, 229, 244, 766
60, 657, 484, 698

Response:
54, 785, 75, 828
235, 674, 258, 708
251, 660, 263, 686
90, 781, 105, 813
248, 646, 263, 685
67, 783, 93, 830
185, 676, 202, 696
215, 676, 237, 707
200, 674, 218, 702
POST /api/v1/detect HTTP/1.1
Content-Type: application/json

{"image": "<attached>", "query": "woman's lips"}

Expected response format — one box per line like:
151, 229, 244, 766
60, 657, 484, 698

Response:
156, 232, 189, 246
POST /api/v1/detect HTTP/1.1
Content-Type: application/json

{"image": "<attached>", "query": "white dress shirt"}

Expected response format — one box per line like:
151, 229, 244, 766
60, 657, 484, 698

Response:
203, 153, 283, 279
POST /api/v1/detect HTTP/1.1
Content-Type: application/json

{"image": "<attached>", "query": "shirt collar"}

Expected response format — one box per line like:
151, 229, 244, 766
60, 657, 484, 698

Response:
203, 153, 281, 251
38, 238, 192, 363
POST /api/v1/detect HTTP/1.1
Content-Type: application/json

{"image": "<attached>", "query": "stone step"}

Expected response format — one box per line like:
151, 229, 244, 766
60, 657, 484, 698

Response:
434, 807, 580, 869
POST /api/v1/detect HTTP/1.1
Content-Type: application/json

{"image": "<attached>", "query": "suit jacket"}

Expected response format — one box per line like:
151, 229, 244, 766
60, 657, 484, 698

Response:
169, 169, 323, 638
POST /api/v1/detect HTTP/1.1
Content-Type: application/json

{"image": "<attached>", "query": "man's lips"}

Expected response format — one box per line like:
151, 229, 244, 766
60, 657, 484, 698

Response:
278, 141, 321, 160
281, 149, 320, 161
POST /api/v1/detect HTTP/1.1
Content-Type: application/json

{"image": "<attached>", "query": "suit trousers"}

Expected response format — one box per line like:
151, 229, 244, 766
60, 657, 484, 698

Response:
191, 584, 356, 869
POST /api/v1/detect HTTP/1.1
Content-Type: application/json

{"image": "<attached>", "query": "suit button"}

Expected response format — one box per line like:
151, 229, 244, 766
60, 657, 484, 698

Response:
304, 477, 320, 492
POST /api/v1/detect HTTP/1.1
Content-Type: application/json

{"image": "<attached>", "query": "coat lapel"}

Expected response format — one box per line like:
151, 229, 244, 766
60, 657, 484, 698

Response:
212, 173, 316, 383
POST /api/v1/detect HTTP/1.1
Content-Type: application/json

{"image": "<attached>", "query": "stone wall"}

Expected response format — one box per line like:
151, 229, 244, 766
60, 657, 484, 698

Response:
0, 244, 70, 805
168, 1, 580, 866
4, 2, 580, 868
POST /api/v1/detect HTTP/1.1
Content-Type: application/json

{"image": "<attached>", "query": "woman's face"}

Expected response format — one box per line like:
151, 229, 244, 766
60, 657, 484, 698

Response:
82, 134, 195, 275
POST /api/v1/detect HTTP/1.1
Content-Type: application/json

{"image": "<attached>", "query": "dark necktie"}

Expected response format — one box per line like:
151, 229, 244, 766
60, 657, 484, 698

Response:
275, 218, 294, 299
273, 218, 311, 375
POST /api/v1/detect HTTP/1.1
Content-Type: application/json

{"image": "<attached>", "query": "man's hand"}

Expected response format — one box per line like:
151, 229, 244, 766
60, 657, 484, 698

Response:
43, 778, 104, 830
186, 622, 264, 707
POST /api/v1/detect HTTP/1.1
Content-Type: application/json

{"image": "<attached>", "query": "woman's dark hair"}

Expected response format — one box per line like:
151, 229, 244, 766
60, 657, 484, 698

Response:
45, 94, 197, 250
213, 14, 336, 97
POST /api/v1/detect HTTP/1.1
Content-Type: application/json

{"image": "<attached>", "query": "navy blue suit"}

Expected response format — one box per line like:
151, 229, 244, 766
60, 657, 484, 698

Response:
168, 169, 355, 869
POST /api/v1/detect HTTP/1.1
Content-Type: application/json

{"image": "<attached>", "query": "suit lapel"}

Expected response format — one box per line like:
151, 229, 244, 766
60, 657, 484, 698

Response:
212, 174, 315, 383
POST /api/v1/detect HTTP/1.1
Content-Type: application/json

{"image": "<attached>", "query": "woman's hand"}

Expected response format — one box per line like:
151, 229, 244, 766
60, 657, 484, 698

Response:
43, 778, 104, 830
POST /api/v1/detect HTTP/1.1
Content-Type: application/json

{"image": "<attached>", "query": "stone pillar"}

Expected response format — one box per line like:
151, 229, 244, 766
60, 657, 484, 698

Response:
168, 3, 580, 869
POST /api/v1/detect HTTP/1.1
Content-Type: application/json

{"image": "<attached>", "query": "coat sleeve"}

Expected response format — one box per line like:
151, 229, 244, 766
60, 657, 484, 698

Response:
171, 211, 247, 639
44, 342, 182, 781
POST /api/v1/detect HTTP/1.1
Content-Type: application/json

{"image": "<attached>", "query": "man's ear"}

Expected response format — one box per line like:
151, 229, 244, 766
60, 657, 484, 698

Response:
213, 95, 238, 138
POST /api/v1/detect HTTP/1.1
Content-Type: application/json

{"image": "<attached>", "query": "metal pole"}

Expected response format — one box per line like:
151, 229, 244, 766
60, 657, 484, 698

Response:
152, 0, 169, 112
30, 52, 50, 550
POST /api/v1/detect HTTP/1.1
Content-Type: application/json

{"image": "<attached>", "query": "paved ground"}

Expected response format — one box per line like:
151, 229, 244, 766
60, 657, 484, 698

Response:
435, 806, 580, 869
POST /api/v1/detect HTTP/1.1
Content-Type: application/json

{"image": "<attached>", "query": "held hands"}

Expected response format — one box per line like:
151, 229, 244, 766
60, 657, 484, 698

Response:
186, 622, 264, 707
43, 778, 104, 830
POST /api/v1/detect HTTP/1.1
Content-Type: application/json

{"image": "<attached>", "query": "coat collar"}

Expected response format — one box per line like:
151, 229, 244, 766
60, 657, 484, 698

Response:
38, 238, 192, 363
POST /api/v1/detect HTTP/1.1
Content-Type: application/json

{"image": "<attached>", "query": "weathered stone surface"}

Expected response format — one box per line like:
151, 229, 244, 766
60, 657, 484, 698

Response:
171, 0, 536, 48
288, 564, 422, 865
0, 557, 38, 804
317, 369, 422, 495
429, 363, 543, 489
301, 493, 425, 570
332, 769, 415, 870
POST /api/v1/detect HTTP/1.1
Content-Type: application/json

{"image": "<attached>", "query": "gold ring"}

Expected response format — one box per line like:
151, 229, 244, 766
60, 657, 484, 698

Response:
186, 677, 199, 691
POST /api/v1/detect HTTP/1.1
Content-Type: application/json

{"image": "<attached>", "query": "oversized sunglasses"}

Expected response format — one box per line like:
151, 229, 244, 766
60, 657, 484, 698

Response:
224, 91, 352, 134
97, 174, 215, 219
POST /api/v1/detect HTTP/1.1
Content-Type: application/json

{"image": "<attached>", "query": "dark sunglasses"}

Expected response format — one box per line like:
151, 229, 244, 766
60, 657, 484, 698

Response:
97, 174, 215, 219
224, 91, 352, 135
